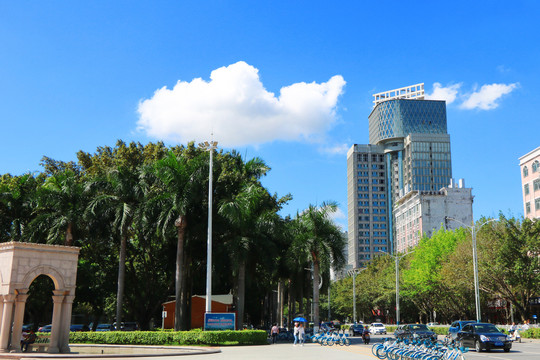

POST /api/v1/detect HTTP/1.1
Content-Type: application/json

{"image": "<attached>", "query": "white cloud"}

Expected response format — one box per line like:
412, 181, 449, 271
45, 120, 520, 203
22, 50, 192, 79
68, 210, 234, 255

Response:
425, 82, 461, 104
329, 206, 346, 220
460, 83, 519, 110
137, 61, 346, 147
320, 143, 350, 155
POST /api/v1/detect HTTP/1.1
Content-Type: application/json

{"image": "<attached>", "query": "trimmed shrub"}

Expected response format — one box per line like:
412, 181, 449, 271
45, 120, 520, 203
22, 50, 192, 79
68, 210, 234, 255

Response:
69, 330, 267, 346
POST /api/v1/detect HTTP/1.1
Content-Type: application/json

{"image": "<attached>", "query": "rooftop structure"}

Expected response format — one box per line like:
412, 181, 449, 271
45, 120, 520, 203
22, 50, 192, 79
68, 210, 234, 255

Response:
373, 83, 425, 106
519, 146, 540, 219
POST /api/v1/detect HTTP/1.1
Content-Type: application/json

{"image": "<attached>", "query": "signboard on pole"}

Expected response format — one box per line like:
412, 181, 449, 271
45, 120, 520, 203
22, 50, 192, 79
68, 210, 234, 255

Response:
204, 312, 236, 330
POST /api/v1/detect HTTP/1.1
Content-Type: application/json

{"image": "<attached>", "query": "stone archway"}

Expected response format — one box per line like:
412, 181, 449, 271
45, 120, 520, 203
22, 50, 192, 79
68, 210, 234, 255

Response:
0, 242, 79, 353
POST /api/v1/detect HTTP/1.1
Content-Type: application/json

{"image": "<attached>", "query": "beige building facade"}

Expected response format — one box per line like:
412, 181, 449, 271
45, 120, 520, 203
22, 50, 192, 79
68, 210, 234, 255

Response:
394, 180, 473, 253
0, 242, 79, 353
519, 146, 540, 220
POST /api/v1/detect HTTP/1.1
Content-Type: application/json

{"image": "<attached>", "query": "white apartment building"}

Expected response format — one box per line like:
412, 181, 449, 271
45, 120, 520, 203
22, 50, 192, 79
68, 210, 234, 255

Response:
394, 179, 473, 253
519, 146, 540, 219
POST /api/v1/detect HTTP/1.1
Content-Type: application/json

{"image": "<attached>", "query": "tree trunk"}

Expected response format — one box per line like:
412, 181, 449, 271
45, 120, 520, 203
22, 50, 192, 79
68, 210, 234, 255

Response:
237, 257, 246, 329
313, 258, 320, 332
116, 233, 127, 328
180, 251, 190, 330
174, 215, 187, 331
65, 222, 73, 246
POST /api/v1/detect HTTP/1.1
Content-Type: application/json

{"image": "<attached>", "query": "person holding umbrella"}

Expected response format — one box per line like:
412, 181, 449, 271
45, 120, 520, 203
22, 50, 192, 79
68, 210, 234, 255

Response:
292, 317, 307, 346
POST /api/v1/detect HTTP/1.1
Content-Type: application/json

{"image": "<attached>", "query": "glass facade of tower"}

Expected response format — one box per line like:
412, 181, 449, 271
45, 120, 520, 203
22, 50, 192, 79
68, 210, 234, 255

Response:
368, 99, 447, 145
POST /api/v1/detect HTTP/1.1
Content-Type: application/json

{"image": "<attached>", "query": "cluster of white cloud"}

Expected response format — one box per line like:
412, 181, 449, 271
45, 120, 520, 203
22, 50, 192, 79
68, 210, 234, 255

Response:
426, 82, 518, 110
137, 61, 346, 148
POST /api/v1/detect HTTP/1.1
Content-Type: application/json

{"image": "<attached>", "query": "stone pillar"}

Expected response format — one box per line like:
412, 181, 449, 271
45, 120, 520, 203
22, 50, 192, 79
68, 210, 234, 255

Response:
11, 289, 29, 352
48, 291, 65, 353
59, 293, 75, 353
0, 294, 16, 353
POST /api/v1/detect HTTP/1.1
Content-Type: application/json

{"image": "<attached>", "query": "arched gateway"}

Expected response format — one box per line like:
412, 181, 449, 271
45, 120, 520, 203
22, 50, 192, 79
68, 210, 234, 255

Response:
0, 242, 79, 353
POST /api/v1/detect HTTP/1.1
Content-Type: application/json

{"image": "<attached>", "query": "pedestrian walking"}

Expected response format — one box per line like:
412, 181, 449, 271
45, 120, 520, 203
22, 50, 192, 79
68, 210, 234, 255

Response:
293, 322, 299, 346
271, 323, 279, 344
298, 323, 305, 346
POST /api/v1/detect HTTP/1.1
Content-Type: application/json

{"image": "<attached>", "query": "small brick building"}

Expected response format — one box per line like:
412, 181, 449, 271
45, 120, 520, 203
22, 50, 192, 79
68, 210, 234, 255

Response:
162, 294, 235, 329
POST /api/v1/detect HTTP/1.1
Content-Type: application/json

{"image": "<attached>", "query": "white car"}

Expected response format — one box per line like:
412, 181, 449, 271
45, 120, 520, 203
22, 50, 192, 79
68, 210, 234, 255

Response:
370, 322, 387, 334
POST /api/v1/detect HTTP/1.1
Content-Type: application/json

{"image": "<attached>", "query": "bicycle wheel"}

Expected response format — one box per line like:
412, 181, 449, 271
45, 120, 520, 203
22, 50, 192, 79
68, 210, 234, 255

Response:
344, 337, 350, 346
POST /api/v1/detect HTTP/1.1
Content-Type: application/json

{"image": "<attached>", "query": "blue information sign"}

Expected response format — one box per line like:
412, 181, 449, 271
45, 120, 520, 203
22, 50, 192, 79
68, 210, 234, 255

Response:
204, 312, 236, 330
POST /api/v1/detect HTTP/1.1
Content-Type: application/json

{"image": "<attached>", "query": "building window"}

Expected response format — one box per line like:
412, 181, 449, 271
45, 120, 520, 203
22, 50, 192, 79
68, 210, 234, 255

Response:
536, 198, 540, 210
523, 166, 529, 178
524, 184, 530, 195
526, 202, 531, 214
533, 161, 540, 173
534, 179, 540, 192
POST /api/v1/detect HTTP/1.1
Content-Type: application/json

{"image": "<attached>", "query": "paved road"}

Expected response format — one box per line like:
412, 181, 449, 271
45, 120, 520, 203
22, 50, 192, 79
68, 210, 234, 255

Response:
13, 335, 540, 360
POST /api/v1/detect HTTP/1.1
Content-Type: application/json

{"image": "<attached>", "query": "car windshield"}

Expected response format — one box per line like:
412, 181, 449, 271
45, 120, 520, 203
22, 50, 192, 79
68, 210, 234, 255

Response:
474, 324, 500, 333
410, 324, 429, 331
372, 323, 383, 327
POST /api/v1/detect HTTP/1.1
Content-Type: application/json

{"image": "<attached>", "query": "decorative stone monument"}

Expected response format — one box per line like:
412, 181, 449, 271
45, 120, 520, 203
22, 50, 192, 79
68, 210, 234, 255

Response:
0, 241, 79, 353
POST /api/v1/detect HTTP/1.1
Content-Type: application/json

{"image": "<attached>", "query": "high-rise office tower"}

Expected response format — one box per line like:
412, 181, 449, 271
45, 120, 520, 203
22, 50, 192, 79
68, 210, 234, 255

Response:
348, 84, 460, 268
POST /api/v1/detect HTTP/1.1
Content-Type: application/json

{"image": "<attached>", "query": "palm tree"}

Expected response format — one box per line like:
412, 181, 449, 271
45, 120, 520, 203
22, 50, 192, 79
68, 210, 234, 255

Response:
292, 202, 346, 330
86, 166, 143, 328
218, 183, 278, 327
150, 151, 205, 330
30, 169, 86, 246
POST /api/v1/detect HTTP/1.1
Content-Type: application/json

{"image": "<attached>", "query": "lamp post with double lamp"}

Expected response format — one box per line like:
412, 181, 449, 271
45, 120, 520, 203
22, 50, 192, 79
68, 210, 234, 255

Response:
347, 267, 367, 323
445, 217, 496, 322
378, 250, 412, 325
198, 140, 218, 313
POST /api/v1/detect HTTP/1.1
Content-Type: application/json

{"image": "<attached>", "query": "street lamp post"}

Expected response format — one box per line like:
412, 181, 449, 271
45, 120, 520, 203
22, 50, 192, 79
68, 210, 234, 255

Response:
379, 250, 411, 325
446, 217, 496, 322
198, 140, 218, 313
347, 267, 367, 323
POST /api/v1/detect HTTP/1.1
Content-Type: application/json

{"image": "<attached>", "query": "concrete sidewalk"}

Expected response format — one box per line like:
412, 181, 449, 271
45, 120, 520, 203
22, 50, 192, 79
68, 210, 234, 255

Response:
11, 342, 377, 360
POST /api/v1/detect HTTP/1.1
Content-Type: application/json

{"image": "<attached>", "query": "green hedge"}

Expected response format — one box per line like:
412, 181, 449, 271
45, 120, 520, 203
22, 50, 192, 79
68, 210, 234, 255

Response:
521, 328, 540, 339
69, 330, 267, 346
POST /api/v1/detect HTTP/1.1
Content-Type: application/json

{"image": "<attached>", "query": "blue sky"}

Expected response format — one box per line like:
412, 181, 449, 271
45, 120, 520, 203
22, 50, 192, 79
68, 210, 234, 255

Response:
1, 1, 539, 229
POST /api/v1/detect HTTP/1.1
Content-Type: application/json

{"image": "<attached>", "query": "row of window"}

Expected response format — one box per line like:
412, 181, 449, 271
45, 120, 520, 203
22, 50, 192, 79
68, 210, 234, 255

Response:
523, 160, 540, 177
357, 178, 386, 184
358, 191, 387, 198
358, 171, 385, 177
357, 154, 385, 162
523, 179, 540, 195
358, 231, 388, 236
358, 208, 387, 215
358, 201, 387, 207
525, 198, 540, 213
358, 246, 388, 253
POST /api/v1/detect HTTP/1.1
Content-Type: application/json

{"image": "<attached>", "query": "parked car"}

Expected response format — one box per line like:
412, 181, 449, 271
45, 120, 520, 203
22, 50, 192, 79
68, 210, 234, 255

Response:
448, 320, 476, 339
457, 322, 511, 352
394, 324, 437, 341
113, 321, 139, 331
427, 322, 439, 326
349, 324, 365, 336
320, 322, 335, 332
70, 324, 89, 332
38, 324, 52, 332
95, 323, 114, 332
370, 323, 387, 335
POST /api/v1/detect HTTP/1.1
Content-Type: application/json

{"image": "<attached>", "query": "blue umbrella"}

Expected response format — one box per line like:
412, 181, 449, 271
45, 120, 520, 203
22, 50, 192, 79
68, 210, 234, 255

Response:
293, 317, 307, 322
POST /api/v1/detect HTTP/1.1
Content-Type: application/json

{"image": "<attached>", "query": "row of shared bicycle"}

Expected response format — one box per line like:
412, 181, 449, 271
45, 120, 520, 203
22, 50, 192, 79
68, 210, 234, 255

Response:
372, 337, 469, 360
309, 330, 351, 346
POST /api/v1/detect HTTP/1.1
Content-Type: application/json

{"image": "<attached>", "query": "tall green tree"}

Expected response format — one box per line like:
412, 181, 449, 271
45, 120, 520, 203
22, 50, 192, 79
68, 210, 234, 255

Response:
29, 169, 86, 246
219, 183, 279, 327
86, 166, 143, 327
150, 151, 205, 330
291, 202, 346, 330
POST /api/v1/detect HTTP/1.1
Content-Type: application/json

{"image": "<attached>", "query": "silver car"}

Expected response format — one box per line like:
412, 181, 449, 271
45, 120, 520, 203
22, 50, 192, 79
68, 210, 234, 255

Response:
370, 322, 387, 334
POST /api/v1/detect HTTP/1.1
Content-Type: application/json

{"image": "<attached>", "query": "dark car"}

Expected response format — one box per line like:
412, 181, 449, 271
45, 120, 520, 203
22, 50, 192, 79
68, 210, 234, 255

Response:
394, 324, 437, 341
95, 323, 114, 332
457, 323, 511, 352
349, 324, 364, 336
320, 322, 335, 332
448, 320, 475, 339
70, 324, 89, 332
